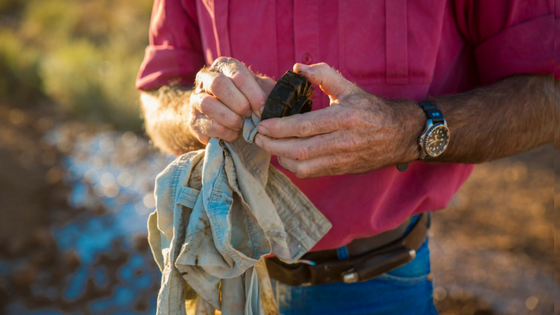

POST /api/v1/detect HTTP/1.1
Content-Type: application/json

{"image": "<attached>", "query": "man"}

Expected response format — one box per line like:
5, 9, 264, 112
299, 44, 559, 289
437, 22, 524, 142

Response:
137, 0, 556, 314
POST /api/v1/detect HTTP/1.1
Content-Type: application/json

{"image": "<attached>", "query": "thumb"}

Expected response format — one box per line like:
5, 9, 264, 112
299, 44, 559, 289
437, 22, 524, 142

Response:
293, 63, 355, 100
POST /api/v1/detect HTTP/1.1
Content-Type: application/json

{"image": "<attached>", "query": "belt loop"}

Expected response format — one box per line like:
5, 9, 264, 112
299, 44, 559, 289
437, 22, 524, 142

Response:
336, 246, 350, 260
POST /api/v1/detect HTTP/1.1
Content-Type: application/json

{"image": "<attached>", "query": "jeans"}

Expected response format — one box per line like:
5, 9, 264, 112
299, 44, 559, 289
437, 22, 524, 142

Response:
272, 238, 438, 315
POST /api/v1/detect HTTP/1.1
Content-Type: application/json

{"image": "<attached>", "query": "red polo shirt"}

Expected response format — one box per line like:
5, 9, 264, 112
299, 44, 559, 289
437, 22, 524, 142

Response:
137, 0, 554, 251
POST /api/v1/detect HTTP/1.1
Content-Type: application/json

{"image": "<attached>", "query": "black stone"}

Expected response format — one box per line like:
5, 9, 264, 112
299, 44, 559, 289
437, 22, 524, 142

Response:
261, 71, 314, 120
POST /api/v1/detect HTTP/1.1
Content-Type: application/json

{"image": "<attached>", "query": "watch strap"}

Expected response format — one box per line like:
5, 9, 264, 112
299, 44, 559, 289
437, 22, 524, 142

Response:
418, 101, 444, 124
397, 100, 444, 170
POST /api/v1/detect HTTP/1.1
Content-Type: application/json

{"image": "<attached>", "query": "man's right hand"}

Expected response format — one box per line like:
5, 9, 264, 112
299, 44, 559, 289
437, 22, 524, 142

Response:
188, 57, 275, 144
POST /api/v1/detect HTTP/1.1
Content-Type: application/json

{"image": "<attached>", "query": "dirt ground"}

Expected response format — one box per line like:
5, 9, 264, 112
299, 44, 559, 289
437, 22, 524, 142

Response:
0, 103, 556, 314
430, 144, 556, 315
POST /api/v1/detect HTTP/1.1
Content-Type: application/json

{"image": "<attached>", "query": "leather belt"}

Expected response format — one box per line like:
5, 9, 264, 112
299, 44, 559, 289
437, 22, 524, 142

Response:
265, 213, 430, 286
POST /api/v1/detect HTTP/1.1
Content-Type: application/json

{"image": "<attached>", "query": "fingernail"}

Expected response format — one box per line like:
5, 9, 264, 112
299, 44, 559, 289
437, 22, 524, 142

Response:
255, 135, 263, 146
295, 63, 309, 73
258, 124, 268, 135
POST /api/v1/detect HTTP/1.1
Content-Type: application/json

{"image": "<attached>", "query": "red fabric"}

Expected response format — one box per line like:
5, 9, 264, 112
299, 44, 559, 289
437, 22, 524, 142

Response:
453, 0, 554, 84
137, 0, 554, 251
555, 0, 560, 79
136, 0, 205, 90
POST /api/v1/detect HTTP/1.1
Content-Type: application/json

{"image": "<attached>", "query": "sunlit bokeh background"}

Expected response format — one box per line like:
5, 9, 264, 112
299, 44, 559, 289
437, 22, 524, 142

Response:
0, 0, 151, 130
0, 1, 556, 314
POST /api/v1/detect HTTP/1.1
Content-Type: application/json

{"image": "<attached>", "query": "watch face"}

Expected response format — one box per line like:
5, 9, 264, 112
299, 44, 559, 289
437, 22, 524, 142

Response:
424, 125, 450, 157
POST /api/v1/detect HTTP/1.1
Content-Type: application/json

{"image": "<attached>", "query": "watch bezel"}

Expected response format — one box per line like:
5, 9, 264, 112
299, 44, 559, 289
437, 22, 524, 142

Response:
419, 120, 450, 158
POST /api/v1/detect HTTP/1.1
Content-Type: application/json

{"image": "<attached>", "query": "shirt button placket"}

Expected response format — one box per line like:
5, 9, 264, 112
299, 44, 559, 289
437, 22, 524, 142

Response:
294, 0, 320, 108
294, 0, 319, 66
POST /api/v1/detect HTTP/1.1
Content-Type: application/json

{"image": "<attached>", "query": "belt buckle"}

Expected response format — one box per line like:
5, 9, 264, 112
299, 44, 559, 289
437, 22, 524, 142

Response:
342, 269, 359, 284
341, 248, 417, 284
295, 259, 316, 286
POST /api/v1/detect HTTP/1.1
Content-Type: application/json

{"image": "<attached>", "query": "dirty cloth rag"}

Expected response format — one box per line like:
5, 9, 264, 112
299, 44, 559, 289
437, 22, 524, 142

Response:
147, 114, 332, 315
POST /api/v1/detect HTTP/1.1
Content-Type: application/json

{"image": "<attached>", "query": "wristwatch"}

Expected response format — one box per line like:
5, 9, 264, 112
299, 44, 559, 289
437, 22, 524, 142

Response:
417, 101, 450, 159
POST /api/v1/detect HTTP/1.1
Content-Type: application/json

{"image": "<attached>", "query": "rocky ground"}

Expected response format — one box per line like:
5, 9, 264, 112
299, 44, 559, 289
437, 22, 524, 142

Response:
0, 103, 556, 314
0, 104, 163, 314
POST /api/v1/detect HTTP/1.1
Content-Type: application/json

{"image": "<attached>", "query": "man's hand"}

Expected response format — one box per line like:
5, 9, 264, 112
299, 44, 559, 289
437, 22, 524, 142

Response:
189, 57, 275, 144
254, 63, 423, 178
254, 63, 554, 178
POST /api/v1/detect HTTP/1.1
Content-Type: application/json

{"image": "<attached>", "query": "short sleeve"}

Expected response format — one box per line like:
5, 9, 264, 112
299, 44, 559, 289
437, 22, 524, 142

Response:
136, 0, 205, 91
454, 0, 554, 85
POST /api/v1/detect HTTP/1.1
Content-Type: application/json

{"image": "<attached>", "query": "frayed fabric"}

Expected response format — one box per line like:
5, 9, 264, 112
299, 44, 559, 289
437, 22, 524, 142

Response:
147, 116, 331, 315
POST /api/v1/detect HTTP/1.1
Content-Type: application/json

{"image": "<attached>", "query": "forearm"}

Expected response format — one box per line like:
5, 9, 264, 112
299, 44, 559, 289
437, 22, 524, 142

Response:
140, 85, 204, 155
401, 74, 556, 164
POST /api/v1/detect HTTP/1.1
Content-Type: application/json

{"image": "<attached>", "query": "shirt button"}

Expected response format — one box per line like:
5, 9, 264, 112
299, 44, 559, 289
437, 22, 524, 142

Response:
302, 54, 313, 65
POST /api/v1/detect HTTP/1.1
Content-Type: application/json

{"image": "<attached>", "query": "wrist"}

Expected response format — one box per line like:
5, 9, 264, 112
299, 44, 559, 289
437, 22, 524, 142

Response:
388, 99, 425, 164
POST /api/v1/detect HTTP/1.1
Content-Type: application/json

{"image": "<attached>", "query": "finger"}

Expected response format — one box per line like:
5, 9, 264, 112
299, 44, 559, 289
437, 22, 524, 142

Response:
196, 70, 252, 117
255, 133, 341, 161
257, 105, 342, 138
191, 111, 239, 143
228, 67, 268, 116
293, 63, 356, 100
206, 121, 239, 142
278, 155, 344, 178
191, 93, 244, 131
211, 58, 268, 115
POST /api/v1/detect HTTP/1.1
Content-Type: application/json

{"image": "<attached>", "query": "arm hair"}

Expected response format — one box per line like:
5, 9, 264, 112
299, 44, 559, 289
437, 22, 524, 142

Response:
140, 85, 204, 155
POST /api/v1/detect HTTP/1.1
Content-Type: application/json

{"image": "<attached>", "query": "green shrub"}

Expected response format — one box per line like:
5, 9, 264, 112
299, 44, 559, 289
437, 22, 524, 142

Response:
0, 30, 43, 104
1, 0, 152, 131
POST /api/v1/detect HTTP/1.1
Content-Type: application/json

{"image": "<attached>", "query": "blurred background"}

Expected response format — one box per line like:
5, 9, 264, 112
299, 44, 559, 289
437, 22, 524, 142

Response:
0, 0, 556, 314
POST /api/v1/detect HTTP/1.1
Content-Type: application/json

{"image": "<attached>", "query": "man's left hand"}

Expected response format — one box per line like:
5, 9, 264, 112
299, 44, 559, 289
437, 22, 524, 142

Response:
254, 63, 423, 178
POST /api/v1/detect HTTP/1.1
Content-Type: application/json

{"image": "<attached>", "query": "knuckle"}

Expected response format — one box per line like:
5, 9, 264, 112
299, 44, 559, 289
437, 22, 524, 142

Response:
198, 96, 214, 114
230, 70, 248, 88
238, 101, 251, 115
209, 75, 229, 93
296, 121, 313, 137
212, 57, 229, 67
315, 62, 330, 72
